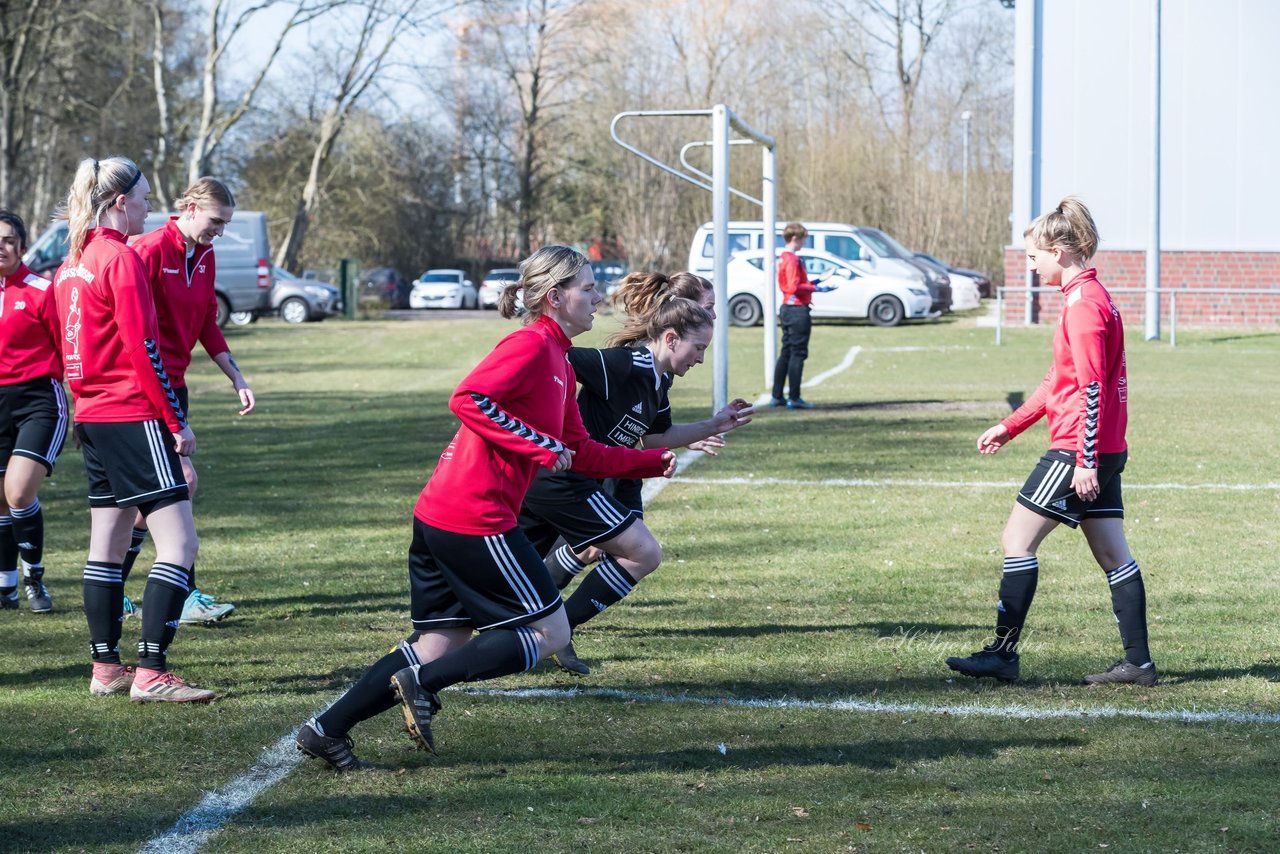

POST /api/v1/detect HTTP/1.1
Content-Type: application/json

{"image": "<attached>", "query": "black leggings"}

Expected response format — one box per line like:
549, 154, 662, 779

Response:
772, 305, 812, 400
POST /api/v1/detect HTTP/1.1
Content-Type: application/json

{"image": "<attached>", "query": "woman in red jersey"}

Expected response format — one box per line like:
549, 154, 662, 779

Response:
53, 156, 215, 703
946, 196, 1157, 687
296, 245, 676, 772
124, 177, 254, 625
0, 210, 67, 614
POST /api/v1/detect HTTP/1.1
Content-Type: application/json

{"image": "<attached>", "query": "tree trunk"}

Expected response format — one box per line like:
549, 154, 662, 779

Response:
151, 0, 172, 208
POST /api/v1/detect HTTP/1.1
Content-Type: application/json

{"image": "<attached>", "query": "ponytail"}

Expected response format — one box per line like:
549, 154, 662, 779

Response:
62, 156, 142, 263
609, 270, 714, 347
1024, 195, 1099, 261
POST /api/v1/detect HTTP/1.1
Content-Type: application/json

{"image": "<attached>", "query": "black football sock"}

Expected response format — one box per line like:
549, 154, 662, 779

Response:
415, 626, 541, 694
992, 555, 1038, 656
137, 562, 191, 671
563, 555, 637, 628
317, 641, 421, 737
83, 561, 124, 665
1106, 560, 1152, 666
546, 542, 589, 590
0, 515, 18, 595
120, 528, 148, 582
10, 499, 44, 571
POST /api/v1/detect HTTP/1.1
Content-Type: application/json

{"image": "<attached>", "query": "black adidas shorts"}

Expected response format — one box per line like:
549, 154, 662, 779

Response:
408, 518, 561, 632
519, 471, 640, 556
1017, 448, 1126, 528
0, 379, 69, 475
605, 477, 645, 516
75, 420, 189, 511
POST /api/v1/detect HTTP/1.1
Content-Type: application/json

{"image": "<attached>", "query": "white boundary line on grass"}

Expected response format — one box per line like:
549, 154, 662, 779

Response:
672, 476, 1280, 492
464, 685, 1280, 726
138, 729, 304, 854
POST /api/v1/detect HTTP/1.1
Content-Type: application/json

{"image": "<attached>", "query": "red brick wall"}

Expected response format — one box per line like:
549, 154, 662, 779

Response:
1000, 249, 1280, 326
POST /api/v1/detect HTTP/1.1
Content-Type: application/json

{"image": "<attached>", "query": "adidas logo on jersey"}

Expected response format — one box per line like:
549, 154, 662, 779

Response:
631, 402, 643, 414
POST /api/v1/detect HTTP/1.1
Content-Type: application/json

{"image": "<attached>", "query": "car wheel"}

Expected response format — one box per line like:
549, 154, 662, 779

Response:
868, 295, 905, 327
215, 294, 231, 328
280, 297, 311, 324
728, 294, 762, 327
228, 310, 254, 327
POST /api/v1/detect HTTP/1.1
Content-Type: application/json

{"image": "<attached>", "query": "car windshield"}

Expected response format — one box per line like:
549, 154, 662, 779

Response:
420, 273, 459, 283
860, 228, 916, 260
485, 270, 518, 281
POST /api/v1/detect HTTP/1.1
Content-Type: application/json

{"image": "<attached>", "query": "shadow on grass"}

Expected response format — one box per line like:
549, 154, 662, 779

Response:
574, 734, 1090, 773
1159, 663, 1280, 684
597, 620, 988, 640
0, 661, 86, 688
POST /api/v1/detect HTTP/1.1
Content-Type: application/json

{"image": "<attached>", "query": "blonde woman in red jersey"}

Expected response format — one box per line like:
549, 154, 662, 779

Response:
124, 178, 254, 625
53, 156, 215, 703
296, 245, 676, 772
947, 196, 1157, 687
0, 211, 66, 614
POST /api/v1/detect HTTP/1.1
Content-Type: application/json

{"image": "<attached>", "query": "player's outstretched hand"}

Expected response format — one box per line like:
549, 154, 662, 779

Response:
235, 385, 256, 416
173, 426, 197, 457
688, 435, 726, 456
713, 398, 754, 433
976, 423, 1011, 455
660, 450, 677, 478
551, 447, 575, 473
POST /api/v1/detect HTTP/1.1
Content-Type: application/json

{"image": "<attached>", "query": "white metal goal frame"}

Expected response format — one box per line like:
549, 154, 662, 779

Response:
610, 105, 777, 411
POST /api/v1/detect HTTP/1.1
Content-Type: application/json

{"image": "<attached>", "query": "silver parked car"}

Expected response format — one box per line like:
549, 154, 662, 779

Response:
271, 269, 341, 323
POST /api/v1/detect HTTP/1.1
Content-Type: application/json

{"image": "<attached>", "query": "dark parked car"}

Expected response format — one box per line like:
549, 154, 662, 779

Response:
271, 269, 341, 323
853, 227, 952, 313
914, 252, 992, 299
360, 266, 411, 309
590, 260, 629, 296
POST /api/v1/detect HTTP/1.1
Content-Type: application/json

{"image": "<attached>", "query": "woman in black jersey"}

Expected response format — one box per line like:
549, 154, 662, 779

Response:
520, 294, 752, 674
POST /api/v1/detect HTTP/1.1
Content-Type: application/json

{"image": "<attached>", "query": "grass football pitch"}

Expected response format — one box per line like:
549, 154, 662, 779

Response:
1, 310, 1277, 853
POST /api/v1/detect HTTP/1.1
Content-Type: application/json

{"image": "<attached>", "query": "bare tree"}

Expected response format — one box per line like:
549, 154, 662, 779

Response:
185, 0, 339, 185
274, 0, 430, 273
0, 0, 67, 219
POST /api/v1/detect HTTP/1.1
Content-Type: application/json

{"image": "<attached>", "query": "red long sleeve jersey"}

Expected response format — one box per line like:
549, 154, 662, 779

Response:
0, 263, 62, 384
1002, 268, 1128, 468
131, 218, 229, 389
54, 229, 186, 432
778, 251, 815, 306
414, 315, 671, 535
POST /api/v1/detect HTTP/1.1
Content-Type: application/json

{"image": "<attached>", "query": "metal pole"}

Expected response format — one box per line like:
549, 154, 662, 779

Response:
761, 145, 778, 390
710, 105, 730, 413
1025, 0, 1043, 325
1145, 0, 1162, 341
1169, 290, 1177, 347
961, 110, 972, 216
995, 286, 1004, 345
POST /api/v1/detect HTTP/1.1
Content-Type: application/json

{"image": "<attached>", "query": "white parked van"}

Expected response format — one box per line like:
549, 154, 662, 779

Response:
686, 221, 925, 285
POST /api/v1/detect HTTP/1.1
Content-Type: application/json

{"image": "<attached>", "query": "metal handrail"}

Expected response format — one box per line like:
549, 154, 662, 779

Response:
995, 285, 1280, 346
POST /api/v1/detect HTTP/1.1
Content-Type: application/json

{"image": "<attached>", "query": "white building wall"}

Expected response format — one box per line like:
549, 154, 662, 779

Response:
1012, 0, 1280, 252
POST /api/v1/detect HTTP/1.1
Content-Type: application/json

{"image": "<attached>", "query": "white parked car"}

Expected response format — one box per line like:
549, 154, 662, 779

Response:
479, 267, 519, 310
946, 271, 983, 311
726, 248, 933, 328
409, 269, 478, 309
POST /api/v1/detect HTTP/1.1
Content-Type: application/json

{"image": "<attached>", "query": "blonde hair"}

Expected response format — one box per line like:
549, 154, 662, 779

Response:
609, 271, 713, 347
174, 176, 235, 212
1024, 195, 1099, 261
62, 156, 143, 262
501, 245, 589, 322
